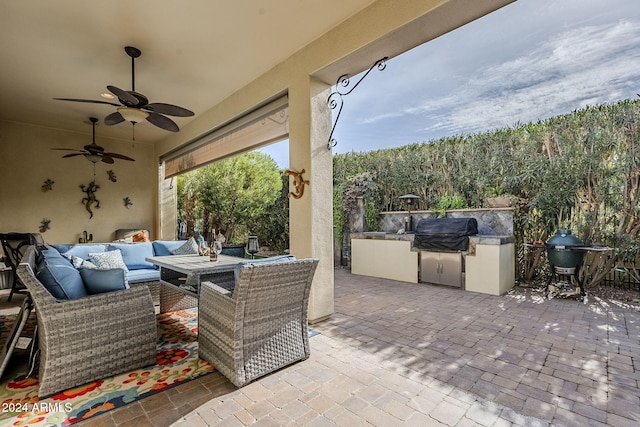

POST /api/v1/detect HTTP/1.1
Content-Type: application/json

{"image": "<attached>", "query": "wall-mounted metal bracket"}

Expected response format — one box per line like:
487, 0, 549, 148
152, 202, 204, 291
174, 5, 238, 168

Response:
327, 57, 388, 150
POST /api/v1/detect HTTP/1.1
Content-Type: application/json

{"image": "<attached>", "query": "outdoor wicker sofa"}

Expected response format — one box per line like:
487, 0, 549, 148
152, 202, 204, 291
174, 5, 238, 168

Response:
198, 258, 319, 387
17, 246, 157, 397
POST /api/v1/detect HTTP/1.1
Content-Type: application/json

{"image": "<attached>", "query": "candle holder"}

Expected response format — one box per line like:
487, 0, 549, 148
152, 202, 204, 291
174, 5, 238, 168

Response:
246, 236, 259, 259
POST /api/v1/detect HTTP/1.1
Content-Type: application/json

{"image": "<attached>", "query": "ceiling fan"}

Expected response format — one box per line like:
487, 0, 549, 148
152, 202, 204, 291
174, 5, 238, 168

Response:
54, 46, 194, 132
52, 117, 135, 164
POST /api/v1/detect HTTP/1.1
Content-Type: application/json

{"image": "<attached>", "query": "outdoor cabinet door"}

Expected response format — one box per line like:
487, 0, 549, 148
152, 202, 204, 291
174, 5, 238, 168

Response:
438, 252, 462, 287
419, 251, 462, 287
420, 251, 440, 284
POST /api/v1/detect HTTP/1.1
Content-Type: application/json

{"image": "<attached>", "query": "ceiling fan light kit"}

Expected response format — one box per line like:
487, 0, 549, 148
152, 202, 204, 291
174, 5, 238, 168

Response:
117, 106, 149, 124
54, 46, 194, 133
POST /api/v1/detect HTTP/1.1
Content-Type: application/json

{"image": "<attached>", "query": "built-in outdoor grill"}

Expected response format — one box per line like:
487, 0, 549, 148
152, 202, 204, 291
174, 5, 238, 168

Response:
413, 218, 478, 288
413, 217, 478, 252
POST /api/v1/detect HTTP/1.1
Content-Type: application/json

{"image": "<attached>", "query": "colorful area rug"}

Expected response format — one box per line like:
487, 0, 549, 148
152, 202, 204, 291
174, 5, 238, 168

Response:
0, 308, 213, 426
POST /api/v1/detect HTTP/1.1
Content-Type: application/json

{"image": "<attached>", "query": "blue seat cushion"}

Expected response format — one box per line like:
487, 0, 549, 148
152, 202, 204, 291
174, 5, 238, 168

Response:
36, 249, 88, 300
108, 242, 154, 270
153, 240, 188, 256
234, 255, 297, 281
40, 245, 70, 263
79, 268, 128, 294
125, 268, 160, 284
52, 244, 106, 261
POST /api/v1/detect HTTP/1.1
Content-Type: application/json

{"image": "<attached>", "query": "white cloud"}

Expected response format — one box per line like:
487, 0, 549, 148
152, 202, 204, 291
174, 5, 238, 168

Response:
332, 0, 640, 153
411, 19, 640, 136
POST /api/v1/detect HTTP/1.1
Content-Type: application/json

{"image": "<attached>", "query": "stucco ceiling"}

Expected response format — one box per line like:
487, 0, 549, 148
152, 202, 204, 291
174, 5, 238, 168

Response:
0, 0, 376, 144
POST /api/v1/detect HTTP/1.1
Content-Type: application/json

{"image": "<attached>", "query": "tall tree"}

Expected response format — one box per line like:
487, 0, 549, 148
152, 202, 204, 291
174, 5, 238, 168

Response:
178, 152, 283, 244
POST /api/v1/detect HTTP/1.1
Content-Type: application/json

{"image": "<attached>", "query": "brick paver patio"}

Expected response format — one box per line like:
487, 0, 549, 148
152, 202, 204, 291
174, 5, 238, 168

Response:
89, 269, 640, 426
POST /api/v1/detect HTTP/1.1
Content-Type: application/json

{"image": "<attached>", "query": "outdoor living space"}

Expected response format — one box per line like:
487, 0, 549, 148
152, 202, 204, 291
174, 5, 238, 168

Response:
3, 269, 637, 426
3, 1, 640, 426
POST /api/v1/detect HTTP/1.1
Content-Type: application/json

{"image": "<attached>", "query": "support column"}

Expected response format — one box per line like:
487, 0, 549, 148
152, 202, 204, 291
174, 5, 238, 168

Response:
288, 76, 334, 323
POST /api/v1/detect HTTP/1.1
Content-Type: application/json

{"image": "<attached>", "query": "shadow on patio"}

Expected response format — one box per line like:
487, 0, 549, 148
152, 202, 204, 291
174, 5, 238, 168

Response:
310, 269, 640, 426
87, 269, 640, 426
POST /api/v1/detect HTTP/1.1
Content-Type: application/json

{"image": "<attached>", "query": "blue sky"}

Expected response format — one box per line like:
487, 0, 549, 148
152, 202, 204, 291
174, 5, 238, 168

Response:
260, 0, 640, 168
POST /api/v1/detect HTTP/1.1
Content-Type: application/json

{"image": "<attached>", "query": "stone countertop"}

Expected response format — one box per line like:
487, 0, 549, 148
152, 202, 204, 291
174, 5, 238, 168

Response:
350, 232, 414, 242
351, 233, 513, 257
468, 235, 513, 256
351, 233, 513, 244
469, 235, 514, 245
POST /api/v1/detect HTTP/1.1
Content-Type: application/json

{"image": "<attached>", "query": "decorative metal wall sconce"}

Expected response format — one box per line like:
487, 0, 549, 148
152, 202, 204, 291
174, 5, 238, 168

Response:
80, 181, 100, 219
284, 169, 310, 199
327, 57, 388, 150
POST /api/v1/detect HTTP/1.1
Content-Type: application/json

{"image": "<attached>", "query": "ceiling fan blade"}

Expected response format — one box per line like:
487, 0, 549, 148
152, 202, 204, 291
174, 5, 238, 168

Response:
105, 152, 135, 161
106, 85, 138, 106
53, 97, 121, 107
145, 103, 194, 117
101, 154, 115, 164
104, 111, 125, 125
52, 148, 84, 152
84, 144, 105, 154
62, 153, 86, 158
146, 112, 179, 132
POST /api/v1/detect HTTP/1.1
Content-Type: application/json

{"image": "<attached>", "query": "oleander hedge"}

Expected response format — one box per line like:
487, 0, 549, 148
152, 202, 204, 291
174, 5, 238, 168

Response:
334, 99, 640, 286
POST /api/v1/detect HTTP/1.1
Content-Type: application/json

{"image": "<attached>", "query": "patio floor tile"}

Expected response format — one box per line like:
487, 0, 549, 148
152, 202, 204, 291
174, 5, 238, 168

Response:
11, 269, 637, 426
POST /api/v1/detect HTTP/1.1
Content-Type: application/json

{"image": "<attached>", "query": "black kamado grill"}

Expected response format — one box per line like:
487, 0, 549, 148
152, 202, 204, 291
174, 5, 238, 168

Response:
544, 228, 586, 299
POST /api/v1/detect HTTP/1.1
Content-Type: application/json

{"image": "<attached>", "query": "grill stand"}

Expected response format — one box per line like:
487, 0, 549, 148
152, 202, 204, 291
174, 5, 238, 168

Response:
544, 265, 585, 301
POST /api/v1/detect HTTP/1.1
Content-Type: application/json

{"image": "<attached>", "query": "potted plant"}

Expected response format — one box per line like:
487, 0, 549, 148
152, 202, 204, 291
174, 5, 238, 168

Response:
486, 186, 513, 208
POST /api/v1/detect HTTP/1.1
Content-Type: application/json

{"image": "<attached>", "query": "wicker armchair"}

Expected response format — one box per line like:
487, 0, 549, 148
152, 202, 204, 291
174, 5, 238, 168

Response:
17, 246, 157, 397
198, 258, 319, 387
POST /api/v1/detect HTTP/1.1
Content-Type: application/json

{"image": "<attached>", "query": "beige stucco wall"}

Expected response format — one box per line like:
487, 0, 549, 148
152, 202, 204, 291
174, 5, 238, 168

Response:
465, 243, 515, 295
351, 238, 419, 283
150, 0, 514, 322
0, 0, 514, 321
0, 121, 157, 244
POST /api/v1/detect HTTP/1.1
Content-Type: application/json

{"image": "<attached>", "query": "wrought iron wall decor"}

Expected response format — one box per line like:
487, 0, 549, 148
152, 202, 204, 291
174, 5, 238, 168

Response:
284, 169, 310, 199
39, 219, 51, 233
326, 57, 388, 150
123, 197, 132, 209
41, 179, 54, 192
80, 181, 100, 219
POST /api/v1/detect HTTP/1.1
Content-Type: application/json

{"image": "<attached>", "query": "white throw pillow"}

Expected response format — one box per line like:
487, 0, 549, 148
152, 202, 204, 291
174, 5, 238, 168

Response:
80, 260, 98, 269
64, 254, 85, 268
171, 237, 199, 255
89, 249, 129, 272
